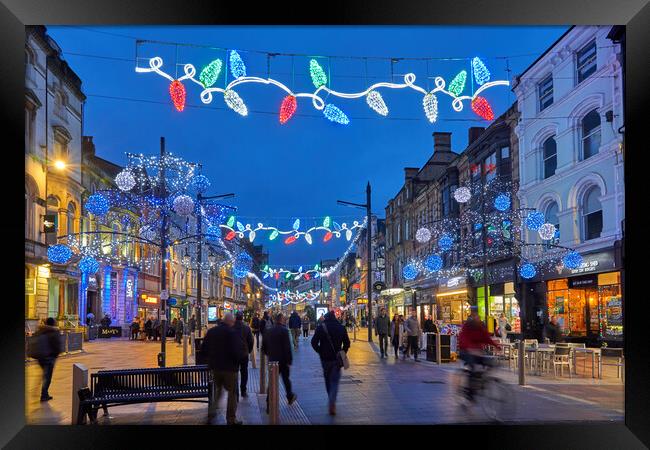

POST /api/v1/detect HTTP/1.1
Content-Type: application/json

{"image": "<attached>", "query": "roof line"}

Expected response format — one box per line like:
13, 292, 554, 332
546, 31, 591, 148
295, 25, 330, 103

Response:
516, 26, 575, 81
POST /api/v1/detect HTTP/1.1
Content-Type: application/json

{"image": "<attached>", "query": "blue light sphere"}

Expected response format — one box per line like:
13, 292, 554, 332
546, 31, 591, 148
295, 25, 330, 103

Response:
402, 263, 418, 280
494, 194, 511, 211
519, 263, 537, 279
438, 234, 453, 251
79, 256, 100, 274
47, 244, 72, 264
206, 224, 221, 241
189, 174, 211, 194
233, 252, 253, 278
563, 251, 583, 270
85, 193, 110, 216
424, 254, 443, 272
525, 211, 545, 231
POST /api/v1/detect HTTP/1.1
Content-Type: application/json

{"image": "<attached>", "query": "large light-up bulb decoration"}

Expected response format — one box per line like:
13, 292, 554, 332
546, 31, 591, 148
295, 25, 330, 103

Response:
224, 89, 248, 116
422, 91, 439, 123
471, 57, 491, 86
279, 95, 298, 124
309, 59, 327, 88
323, 104, 350, 125
447, 70, 467, 96
199, 59, 223, 88
229, 50, 246, 79
169, 80, 186, 112
366, 90, 388, 116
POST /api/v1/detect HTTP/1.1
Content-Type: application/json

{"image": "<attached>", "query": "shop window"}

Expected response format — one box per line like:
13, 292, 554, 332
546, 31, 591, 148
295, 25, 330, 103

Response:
484, 152, 497, 183
576, 40, 597, 84
543, 137, 557, 179
581, 109, 601, 160
582, 187, 603, 241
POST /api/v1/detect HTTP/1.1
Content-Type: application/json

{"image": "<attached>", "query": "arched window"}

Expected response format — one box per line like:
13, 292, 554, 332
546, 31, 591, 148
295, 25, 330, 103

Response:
582, 187, 603, 241
67, 202, 76, 235
582, 109, 601, 160
545, 202, 560, 243
543, 137, 557, 179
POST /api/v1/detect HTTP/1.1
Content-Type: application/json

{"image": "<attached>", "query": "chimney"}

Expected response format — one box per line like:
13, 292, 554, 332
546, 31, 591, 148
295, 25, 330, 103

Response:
404, 168, 419, 181
433, 132, 452, 153
468, 127, 485, 145
82, 136, 95, 158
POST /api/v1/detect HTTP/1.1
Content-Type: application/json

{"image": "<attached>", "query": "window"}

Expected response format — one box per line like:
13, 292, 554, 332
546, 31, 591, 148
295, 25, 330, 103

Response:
581, 110, 601, 160
397, 222, 401, 243
577, 40, 597, 84
545, 202, 560, 244
499, 146, 511, 179
47, 195, 59, 233
404, 219, 410, 241
483, 152, 497, 183
538, 74, 553, 111
67, 202, 76, 235
582, 187, 603, 241
543, 137, 557, 179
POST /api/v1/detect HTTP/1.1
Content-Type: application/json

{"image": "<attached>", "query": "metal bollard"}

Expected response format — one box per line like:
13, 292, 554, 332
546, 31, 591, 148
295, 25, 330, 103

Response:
268, 361, 280, 425
260, 352, 267, 394
518, 340, 526, 385
435, 333, 442, 365
182, 332, 188, 366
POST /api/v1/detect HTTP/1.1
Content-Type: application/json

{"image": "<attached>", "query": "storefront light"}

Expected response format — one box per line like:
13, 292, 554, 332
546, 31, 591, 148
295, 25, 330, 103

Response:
436, 289, 468, 297
38, 265, 51, 278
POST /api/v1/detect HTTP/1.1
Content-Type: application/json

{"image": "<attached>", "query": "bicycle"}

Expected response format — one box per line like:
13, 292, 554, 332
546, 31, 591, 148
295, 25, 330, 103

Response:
452, 354, 516, 422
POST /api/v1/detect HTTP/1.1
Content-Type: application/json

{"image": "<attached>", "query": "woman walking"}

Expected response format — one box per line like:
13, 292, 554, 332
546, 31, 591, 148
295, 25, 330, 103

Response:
390, 314, 402, 359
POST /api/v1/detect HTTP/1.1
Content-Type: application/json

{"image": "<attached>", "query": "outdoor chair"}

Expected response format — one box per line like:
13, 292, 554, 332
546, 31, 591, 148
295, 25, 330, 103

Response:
552, 346, 572, 378
600, 348, 624, 380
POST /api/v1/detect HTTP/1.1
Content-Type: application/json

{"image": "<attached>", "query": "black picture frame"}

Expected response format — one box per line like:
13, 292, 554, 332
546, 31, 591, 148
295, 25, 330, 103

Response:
2, 0, 648, 448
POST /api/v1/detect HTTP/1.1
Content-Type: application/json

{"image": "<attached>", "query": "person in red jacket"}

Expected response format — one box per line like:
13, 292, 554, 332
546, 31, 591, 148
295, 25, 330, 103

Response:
458, 306, 501, 403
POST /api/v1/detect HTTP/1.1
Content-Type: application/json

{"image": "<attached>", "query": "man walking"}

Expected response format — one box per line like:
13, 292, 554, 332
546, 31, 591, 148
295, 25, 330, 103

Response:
30, 317, 64, 401
262, 313, 298, 410
233, 312, 254, 398
251, 312, 261, 350
404, 309, 422, 361
311, 311, 350, 415
288, 310, 302, 350
375, 307, 390, 359
302, 314, 310, 338
201, 312, 245, 425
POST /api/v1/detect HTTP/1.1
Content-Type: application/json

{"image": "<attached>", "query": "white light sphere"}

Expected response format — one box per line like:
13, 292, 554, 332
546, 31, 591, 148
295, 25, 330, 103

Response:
538, 223, 556, 240
454, 187, 471, 203
415, 227, 432, 243
173, 195, 195, 216
115, 169, 136, 191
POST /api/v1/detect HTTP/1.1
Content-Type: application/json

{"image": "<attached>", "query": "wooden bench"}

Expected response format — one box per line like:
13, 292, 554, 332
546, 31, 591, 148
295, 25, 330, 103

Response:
77, 365, 213, 424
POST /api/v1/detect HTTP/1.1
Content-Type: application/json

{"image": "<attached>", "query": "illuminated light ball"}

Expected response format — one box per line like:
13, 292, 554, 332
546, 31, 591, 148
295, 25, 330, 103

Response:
233, 252, 253, 278
424, 254, 443, 272
402, 263, 418, 281
494, 194, 511, 211
173, 195, 195, 216
525, 211, 545, 231
79, 256, 100, 274
48, 244, 72, 264
453, 186, 471, 203
538, 223, 557, 241
189, 174, 211, 194
139, 225, 157, 242
85, 193, 110, 216
206, 224, 221, 241
323, 104, 350, 125
563, 251, 583, 270
115, 169, 136, 192
438, 234, 453, 251
415, 227, 432, 243
519, 263, 537, 280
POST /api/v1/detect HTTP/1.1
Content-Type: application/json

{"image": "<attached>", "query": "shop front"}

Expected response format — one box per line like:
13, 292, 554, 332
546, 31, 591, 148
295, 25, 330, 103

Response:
380, 288, 406, 319
476, 282, 522, 336
414, 285, 436, 329
435, 276, 471, 326
138, 293, 161, 321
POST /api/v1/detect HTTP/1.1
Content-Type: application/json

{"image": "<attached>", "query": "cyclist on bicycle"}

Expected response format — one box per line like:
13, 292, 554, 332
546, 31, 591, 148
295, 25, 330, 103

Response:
458, 306, 501, 403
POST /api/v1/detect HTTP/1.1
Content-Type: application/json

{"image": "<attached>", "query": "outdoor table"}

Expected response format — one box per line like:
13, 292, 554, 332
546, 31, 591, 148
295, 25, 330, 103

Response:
533, 347, 555, 376
573, 347, 601, 378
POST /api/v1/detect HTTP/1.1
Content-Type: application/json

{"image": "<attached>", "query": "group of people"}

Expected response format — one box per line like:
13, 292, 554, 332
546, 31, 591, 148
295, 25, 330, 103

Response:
128, 314, 197, 342
373, 308, 426, 361
201, 308, 351, 424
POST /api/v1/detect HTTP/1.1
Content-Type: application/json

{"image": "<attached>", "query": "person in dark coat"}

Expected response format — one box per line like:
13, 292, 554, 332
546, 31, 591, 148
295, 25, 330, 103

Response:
302, 315, 310, 338
423, 316, 436, 333
311, 311, 351, 415
144, 317, 153, 340
189, 314, 196, 336
543, 316, 563, 343
100, 314, 111, 328
175, 318, 184, 345
152, 317, 160, 341
201, 312, 245, 425
130, 318, 140, 340
374, 307, 390, 358
251, 313, 261, 349
288, 311, 302, 350
262, 313, 297, 409
33, 318, 64, 401
233, 312, 254, 398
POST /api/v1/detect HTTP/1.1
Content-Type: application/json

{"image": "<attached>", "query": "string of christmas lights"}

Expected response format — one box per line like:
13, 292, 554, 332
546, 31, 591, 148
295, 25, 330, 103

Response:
261, 263, 333, 281
136, 55, 509, 124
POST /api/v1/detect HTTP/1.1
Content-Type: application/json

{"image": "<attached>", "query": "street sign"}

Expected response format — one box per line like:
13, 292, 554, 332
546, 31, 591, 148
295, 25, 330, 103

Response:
160, 289, 169, 300
167, 297, 177, 307
373, 281, 385, 292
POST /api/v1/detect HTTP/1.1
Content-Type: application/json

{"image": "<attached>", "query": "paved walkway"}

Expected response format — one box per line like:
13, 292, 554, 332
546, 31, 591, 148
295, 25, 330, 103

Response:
26, 332, 624, 425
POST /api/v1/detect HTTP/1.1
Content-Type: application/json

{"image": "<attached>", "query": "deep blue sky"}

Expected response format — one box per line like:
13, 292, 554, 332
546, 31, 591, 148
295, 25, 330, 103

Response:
47, 26, 568, 267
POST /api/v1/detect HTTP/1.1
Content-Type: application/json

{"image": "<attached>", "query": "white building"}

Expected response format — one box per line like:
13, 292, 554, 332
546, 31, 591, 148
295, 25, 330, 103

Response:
513, 26, 624, 343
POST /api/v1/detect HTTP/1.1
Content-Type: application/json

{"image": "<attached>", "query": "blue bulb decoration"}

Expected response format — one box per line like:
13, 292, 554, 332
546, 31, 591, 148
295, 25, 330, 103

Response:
562, 251, 583, 270
323, 104, 350, 125
85, 193, 110, 216
48, 244, 72, 264
519, 263, 537, 279
438, 234, 453, 251
402, 263, 418, 280
79, 256, 100, 274
471, 57, 491, 86
233, 252, 253, 278
494, 194, 511, 211
229, 50, 247, 78
424, 254, 443, 272
189, 174, 211, 194
474, 223, 483, 231
206, 224, 221, 241
525, 211, 545, 231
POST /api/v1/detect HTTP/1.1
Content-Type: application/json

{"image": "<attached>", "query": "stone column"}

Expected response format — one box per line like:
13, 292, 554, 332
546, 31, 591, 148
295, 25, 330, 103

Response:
58, 277, 66, 320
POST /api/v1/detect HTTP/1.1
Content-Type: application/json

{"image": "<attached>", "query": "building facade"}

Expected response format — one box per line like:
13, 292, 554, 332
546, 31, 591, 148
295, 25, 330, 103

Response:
513, 25, 625, 344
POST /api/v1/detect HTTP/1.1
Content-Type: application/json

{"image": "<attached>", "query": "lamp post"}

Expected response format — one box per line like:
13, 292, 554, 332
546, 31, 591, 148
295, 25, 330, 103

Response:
337, 182, 373, 343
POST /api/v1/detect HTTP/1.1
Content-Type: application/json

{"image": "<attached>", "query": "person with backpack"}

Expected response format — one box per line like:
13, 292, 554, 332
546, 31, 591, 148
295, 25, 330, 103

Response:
233, 312, 254, 398
30, 317, 64, 401
311, 311, 350, 416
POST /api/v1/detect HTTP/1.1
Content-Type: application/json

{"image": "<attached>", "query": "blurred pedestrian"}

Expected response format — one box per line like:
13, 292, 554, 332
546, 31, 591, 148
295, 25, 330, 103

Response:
288, 311, 302, 349
311, 311, 350, 415
497, 313, 508, 341
234, 312, 254, 398
404, 309, 422, 361
130, 317, 140, 341
30, 317, 64, 401
175, 317, 184, 345
189, 314, 196, 336
100, 314, 111, 328
390, 314, 402, 358
152, 317, 161, 341
251, 312, 261, 349
423, 315, 435, 333
302, 314, 310, 338
262, 313, 297, 411
201, 312, 245, 425
543, 315, 562, 343
144, 317, 153, 340
375, 307, 390, 359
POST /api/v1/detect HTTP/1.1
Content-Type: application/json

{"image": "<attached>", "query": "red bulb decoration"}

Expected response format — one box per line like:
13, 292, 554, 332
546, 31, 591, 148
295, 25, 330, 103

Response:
323, 231, 333, 242
471, 96, 494, 121
169, 80, 186, 112
305, 273, 311, 281
274, 273, 280, 280
285, 235, 297, 245
225, 230, 236, 241
279, 95, 297, 124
